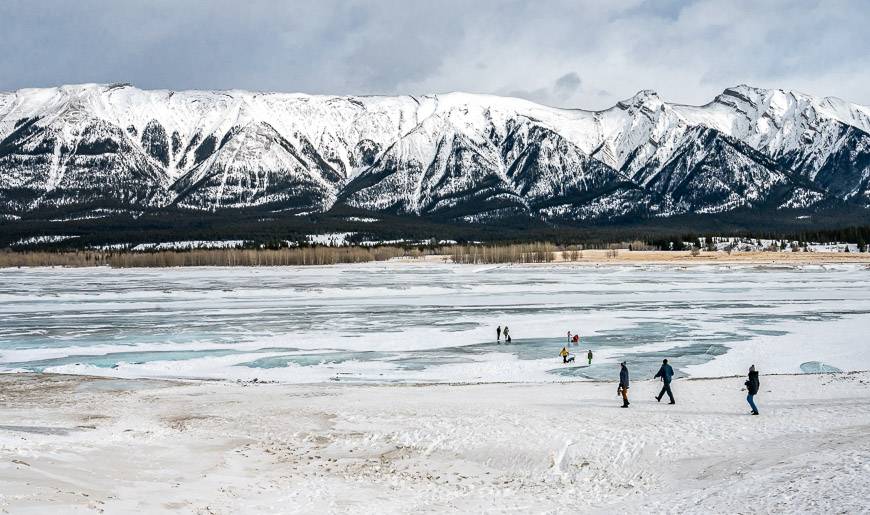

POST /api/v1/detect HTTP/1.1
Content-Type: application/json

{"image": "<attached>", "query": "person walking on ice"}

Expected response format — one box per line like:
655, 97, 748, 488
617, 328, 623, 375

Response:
587, 349, 593, 365
503, 326, 511, 343
496, 325, 501, 343
560, 347, 570, 364
654, 358, 675, 404
745, 365, 760, 415
618, 362, 630, 408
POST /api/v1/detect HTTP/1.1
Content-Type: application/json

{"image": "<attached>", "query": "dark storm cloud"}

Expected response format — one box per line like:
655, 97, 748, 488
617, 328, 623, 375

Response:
1, 0, 868, 108
0, 0, 463, 93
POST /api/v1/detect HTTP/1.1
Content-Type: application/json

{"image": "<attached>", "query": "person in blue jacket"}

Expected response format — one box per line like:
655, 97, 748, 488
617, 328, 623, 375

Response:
654, 358, 675, 404
618, 362, 630, 408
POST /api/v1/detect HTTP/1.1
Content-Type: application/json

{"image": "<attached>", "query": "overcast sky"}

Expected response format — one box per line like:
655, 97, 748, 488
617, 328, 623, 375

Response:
1, 0, 867, 109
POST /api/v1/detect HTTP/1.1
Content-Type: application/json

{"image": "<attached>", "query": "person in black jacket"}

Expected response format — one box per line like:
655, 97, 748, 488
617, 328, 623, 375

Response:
654, 359, 675, 404
745, 365, 760, 415
618, 362, 630, 408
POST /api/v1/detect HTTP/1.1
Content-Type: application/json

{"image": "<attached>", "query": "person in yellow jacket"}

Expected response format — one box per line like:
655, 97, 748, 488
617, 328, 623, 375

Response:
560, 347, 570, 364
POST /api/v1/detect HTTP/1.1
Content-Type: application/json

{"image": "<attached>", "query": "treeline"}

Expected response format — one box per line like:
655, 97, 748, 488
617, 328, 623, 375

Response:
0, 244, 561, 268
4, 235, 870, 268
441, 243, 558, 264
1, 243, 565, 268
785, 225, 870, 246
0, 247, 411, 268
8, 204, 870, 253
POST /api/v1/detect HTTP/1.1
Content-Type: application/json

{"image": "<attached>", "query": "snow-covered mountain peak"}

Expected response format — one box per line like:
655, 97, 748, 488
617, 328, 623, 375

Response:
616, 89, 663, 111
714, 85, 807, 117
717, 84, 768, 101
710, 84, 870, 130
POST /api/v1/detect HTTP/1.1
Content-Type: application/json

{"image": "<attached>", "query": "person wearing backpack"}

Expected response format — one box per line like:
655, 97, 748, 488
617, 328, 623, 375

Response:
745, 365, 760, 415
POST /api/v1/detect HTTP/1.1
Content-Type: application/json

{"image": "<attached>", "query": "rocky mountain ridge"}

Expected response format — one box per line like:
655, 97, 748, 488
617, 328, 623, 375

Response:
1, 83, 868, 222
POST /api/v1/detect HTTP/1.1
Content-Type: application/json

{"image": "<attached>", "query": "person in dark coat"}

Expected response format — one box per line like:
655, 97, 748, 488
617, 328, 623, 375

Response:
497, 325, 502, 343
745, 365, 760, 415
618, 362, 630, 408
654, 358, 675, 404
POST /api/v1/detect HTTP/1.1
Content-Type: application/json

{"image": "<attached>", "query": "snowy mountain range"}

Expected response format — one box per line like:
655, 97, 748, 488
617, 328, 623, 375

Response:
2, 83, 869, 223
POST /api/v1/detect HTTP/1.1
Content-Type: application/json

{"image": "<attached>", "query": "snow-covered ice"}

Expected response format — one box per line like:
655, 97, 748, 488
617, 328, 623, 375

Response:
2, 262, 869, 383
2, 263, 870, 513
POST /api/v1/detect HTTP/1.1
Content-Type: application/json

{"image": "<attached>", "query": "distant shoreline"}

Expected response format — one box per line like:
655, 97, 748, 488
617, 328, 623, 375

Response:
2, 247, 870, 268
432, 249, 870, 266
553, 249, 870, 265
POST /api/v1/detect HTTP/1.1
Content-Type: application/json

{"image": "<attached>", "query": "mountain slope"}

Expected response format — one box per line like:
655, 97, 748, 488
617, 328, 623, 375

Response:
641, 127, 818, 214
171, 122, 344, 212
0, 113, 168, 212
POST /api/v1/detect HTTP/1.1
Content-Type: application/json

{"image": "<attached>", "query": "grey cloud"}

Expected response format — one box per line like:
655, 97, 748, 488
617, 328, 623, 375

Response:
0, 0, 868, 108
507, 72, 583, 107
554, 73, 582, 99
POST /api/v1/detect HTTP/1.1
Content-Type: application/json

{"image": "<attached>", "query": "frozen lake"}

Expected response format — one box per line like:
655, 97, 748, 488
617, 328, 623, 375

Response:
1, 263, 869, 383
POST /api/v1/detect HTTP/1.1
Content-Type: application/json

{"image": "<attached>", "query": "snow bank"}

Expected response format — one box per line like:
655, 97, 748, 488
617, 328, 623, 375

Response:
1, 372, 869, 513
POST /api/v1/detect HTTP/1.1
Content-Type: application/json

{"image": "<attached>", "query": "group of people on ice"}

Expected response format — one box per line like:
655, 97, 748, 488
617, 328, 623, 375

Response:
560, 330, 592, 364
618, 359, 761, 414
559, 346, 592, 365
495, 325, 511, 343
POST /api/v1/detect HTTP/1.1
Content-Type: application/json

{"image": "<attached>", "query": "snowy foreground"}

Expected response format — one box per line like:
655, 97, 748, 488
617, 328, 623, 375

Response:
2, 372, 869, 514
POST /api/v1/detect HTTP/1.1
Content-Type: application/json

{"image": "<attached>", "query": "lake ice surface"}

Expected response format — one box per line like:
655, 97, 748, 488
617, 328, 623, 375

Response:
1, 263, 868, 383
